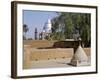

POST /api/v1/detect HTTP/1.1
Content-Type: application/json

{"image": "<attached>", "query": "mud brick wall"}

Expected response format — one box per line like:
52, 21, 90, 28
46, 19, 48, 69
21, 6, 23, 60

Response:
30, 48, 74, 61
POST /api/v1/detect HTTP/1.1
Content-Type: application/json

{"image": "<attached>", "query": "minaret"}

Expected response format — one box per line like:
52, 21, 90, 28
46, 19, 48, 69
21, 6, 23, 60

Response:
34, 28, 38, 40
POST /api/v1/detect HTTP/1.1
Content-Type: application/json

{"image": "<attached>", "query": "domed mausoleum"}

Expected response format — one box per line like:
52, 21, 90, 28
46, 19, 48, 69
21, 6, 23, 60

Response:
39, 19, 52, 40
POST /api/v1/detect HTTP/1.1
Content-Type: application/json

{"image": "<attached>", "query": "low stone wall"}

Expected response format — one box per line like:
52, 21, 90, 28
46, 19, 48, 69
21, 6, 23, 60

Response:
30, 48, 73, 61
23, 47, 74, 69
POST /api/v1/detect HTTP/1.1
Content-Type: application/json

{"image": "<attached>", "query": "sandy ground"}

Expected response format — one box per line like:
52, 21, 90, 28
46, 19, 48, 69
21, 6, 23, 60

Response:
24, 57, 91, 69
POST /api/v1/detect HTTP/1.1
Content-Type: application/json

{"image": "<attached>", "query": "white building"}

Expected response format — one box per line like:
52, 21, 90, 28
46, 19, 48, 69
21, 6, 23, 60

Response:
43, 19, 52, 33
39, 19, 52, 40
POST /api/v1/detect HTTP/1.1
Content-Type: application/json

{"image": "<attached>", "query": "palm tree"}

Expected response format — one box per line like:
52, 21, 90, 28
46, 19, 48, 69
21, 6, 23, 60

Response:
23, 24, 29, 40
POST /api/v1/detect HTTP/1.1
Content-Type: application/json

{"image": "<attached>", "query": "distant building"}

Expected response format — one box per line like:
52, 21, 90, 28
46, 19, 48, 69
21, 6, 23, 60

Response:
43, 19, 52, 33
39, 19, 52, 40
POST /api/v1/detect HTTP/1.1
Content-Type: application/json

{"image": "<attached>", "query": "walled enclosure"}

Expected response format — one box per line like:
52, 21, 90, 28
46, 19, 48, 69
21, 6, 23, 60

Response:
23, 40, 90, 69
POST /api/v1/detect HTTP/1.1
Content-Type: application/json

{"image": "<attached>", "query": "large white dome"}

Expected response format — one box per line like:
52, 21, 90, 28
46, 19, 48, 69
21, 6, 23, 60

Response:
43, 19, 52, 33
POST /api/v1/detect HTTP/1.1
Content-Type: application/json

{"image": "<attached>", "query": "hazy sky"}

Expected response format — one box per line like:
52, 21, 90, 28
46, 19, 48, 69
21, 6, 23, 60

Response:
23, 10, 58, 39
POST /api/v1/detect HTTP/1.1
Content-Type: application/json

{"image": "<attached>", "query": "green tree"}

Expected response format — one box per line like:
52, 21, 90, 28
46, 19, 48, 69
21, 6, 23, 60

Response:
80, 14, 91, 46
64, 13, 74, 39
51, 12, 91, 47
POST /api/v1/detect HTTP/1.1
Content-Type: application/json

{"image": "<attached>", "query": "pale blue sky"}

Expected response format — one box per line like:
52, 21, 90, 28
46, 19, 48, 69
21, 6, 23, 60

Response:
23, 10, 58, 39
